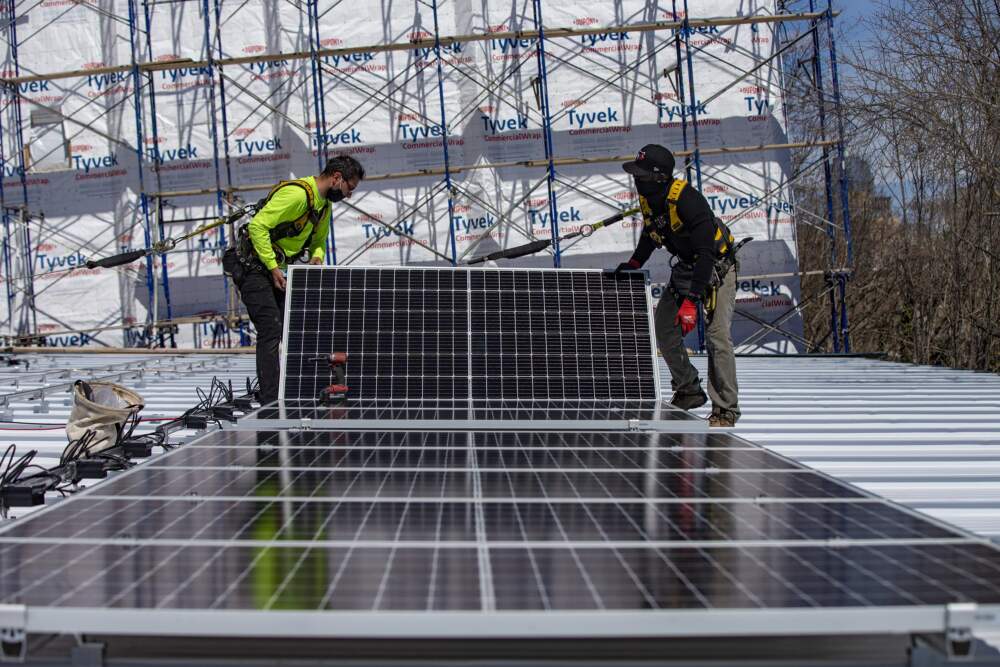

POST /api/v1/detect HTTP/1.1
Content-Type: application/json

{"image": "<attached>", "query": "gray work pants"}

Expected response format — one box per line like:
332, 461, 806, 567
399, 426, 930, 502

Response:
654, 268, 740, 417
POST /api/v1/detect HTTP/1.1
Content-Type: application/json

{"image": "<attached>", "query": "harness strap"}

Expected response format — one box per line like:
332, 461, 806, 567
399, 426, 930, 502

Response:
247, 178, 330, 264
667, 179, 687, 233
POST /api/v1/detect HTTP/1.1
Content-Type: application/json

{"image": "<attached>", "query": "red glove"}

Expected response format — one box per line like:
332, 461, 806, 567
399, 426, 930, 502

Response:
675, 298, 698, 336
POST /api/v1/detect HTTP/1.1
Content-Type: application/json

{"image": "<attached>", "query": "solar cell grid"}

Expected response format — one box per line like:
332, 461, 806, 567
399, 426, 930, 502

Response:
0, 498, 955, 544
154, 444, 795, 470
4, 543, 1000, 612
280, 267, 658, 402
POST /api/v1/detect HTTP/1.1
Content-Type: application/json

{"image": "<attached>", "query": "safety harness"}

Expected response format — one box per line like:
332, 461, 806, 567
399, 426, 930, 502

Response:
237, 178, 329, 269
639, 178, 744, 314
639, 178, 735, 256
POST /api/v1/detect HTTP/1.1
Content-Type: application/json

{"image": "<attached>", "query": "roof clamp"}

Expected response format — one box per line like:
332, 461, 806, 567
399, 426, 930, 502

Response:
627, 418, 641, 431
0, 604, 27, 663
944, 602, 1000, 661
30, 396, 49, 415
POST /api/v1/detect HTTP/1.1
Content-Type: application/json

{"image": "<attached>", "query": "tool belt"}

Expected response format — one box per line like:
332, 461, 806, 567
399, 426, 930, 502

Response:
668, 234, 752, 314
234, 223, 314, 273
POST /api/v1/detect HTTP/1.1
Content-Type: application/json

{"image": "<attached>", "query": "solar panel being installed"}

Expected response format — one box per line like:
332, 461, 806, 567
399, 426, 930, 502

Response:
2, 428, 1000, 638
280, 267, 659, 402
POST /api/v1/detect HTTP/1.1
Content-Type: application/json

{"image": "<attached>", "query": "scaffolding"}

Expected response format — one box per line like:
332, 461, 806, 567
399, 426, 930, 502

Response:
0, 0, 853, 353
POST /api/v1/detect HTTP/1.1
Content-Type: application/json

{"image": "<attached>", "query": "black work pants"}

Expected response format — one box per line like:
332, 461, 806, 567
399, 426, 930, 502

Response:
223, 249, 285, 404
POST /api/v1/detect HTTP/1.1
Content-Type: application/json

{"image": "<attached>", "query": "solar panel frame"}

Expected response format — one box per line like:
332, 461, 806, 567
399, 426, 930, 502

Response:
278, 266, 661, 403
235, 398, 705, 432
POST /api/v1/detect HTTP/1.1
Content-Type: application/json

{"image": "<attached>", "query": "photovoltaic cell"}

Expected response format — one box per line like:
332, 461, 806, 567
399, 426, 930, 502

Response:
280, 267, 657, 402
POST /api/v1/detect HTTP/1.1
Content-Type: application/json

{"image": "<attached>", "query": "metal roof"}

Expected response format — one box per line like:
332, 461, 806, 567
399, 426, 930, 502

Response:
0, 351, 257, 520
682, 355, 1000, 540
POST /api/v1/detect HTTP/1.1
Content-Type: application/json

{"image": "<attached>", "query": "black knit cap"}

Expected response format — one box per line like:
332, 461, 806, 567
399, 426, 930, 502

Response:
622, 144, 675, 180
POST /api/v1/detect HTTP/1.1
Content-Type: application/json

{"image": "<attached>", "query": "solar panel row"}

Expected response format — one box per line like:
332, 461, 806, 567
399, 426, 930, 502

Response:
3, 266, 1000, 650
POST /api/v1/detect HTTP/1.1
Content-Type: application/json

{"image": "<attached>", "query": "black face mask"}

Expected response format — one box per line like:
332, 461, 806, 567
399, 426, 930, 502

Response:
326, 186, 345, 203
634, 178, 662, 198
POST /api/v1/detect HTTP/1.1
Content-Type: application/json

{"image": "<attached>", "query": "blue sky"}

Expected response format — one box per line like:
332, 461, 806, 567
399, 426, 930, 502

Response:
832, 0, 879, 44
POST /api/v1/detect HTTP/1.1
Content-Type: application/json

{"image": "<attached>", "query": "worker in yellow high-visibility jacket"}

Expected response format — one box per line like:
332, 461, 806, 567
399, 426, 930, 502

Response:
222, 155, 365, 404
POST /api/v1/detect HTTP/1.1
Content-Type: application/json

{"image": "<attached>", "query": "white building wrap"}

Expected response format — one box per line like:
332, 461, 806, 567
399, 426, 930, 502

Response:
0, 0, 804, 352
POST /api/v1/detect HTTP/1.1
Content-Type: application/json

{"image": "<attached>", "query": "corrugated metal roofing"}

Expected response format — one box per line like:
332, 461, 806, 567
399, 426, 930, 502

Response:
0, 352, 257, 520
683, 355, 1000, 540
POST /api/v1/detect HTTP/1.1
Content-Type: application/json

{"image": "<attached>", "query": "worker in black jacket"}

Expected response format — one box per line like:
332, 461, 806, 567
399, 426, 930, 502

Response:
615, 144, 740, 427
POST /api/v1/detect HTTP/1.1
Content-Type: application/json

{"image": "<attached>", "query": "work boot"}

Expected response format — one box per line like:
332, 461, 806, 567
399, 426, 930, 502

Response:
670, 387, 708, 411
709, 409, 738, 428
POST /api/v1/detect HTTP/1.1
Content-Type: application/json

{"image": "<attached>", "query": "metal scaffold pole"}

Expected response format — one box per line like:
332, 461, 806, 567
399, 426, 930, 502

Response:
211, 0, 248, 346
140, 0, 176, 347
127, 0, 160, 347
669, 0, 692, 183
431, 0, 459, 266
0, 97, 14, 336
825, 0, 852, 353
680, 0, 703, 192
200, 0, 232, 347
531, 0, 562, 267
807, 0, 841, 353
5, 0, 36, 337
679, 0, 707, 352
307, 0, 335, 265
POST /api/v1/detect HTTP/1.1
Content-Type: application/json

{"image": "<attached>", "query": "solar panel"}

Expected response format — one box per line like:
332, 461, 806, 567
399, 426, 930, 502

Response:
4, 428, 1000, 639
280, 267, 659, 402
